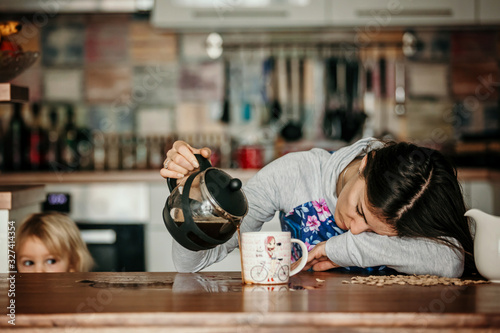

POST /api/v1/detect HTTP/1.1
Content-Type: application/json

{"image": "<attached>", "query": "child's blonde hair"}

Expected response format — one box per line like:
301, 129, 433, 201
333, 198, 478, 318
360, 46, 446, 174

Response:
16, 212, 94, 272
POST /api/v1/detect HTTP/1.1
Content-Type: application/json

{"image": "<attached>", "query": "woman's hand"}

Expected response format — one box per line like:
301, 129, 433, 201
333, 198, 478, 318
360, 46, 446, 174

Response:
160, 141, 212, 179
292, 241, 340, 272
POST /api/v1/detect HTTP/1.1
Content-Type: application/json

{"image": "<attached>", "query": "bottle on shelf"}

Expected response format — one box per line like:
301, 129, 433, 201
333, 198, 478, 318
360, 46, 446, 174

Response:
77, 128, 94, 171
121, 133, 135, 170
29, 103, 47, 171
60, 104, 79, 170
45, 106, 60, 171
93, 131, 106, 171
207, 133, 221, 168
164, 135, 175, 162
4, 103, 30, 171
220, 133, 232, 169
148, 136, 164, 169
106, 134, 121, 170
135, 135, 148, 170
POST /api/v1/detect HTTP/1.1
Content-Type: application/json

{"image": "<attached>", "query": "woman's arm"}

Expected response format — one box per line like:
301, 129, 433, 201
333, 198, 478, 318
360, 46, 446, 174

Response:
169, 147, 306, 272
292, 241, 340, 271
165, 143, 333, 272
324, 232, 464, 278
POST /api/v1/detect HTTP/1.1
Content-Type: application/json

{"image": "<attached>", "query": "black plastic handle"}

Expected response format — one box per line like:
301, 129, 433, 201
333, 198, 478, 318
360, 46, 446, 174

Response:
195, 153, 212, 171
167, 154, 212, 192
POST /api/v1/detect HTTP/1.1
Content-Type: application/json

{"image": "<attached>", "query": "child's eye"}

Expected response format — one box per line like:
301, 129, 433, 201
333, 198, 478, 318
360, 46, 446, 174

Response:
23, 260, 34, 267
46, 258, 57, 265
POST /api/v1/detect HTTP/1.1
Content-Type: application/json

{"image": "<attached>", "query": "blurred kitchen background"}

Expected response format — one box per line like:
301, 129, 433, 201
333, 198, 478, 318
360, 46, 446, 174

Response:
0, 0, 499, 272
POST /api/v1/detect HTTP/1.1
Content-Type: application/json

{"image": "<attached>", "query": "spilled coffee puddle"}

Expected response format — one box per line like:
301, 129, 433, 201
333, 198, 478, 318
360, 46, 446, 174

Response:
288, 277, 326, 291
77, 274, 321, 292
78, 277, 174, 289
288, 283, 323, 290
197, 274, 242, 281
172, 273, 244, 292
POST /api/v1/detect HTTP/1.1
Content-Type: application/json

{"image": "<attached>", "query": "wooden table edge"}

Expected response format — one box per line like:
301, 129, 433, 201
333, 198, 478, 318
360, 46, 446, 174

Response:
6, 312, 500, 329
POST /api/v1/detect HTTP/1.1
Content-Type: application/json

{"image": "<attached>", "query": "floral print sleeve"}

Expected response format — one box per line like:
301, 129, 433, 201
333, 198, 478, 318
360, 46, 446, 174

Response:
280, 198, 345, 261
280, 199, 390, 273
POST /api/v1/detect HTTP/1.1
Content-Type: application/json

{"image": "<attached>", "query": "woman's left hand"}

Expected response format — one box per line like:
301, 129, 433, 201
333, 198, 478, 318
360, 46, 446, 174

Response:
291, 241, 340, 272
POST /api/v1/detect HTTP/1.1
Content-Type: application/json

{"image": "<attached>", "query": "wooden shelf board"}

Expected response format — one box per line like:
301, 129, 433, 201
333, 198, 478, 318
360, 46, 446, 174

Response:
0, 83, 29, 103
0, 168, 497, 185
0, 169, 258, 185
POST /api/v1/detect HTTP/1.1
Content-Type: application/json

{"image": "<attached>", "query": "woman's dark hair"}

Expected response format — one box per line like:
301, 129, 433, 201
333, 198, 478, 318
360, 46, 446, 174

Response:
362, 141, 476, 277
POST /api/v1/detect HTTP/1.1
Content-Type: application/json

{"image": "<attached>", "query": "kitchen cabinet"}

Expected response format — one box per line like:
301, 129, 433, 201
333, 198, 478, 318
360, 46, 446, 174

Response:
151, 0, 328, 29
329, 0, 476, 26
151, 0, 484, 29
477, 0, 500, 24
0, 0, 143, 13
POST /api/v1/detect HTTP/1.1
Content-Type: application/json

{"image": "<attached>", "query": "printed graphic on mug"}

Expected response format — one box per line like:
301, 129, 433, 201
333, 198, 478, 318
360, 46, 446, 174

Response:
241, 231, 308, 285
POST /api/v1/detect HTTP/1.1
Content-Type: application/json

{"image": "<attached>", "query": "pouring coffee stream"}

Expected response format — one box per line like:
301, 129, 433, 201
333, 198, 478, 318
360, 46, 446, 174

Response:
163, 154, 248, 252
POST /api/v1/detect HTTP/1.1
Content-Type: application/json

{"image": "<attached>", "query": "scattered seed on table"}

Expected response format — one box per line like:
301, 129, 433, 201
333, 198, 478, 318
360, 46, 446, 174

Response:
342, 274, 490, 287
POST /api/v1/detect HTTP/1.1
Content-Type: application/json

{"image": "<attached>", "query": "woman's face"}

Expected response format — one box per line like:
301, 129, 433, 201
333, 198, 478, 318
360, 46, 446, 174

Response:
17, 236, 74, 273
334, 165, 397, 236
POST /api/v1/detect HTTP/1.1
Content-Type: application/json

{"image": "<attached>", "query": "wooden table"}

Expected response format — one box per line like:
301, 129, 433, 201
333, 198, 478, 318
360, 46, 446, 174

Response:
1, 271, 500, 332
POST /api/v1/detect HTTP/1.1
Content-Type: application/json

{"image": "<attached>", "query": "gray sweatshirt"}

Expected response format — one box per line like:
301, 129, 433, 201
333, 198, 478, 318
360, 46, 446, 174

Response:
172, 137, 464, 277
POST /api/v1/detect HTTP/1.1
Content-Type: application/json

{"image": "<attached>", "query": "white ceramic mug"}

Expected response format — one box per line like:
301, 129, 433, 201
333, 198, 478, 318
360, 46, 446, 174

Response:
241, 231, 308, 285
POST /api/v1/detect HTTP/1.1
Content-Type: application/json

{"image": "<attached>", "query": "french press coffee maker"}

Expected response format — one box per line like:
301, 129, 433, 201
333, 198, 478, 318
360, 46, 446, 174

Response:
163, 155, 248, 251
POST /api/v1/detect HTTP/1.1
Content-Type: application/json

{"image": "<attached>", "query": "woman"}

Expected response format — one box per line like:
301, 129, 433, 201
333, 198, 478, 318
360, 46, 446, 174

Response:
161, 137, 476, 278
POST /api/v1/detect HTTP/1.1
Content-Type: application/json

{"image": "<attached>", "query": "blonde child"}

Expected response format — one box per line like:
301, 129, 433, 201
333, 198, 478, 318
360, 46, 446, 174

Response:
16, 212, 94, 272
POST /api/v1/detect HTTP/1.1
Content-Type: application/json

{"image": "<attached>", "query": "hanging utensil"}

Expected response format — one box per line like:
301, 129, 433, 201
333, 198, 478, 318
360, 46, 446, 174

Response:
362, 62, 376, 138
298, 58, 305, 130
220, 58, 231, 123
322, 57, 344, 140
277, 53, 288, 125
341, 61, 366, 142
266, 56, 282, 122
281, 54, 303, 141
379, 56, 388, 135
394, 60, 406, 116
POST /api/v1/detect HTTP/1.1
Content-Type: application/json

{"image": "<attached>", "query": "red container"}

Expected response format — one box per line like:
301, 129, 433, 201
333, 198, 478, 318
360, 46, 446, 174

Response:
237, 146, 263, 169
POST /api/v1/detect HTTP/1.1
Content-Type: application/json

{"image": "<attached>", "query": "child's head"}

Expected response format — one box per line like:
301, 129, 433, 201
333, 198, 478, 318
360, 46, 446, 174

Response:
16, 212, 94, 273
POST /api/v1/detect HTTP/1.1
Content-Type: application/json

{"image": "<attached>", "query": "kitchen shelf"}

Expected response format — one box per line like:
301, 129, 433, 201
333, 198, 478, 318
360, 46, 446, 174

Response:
0, 83, 29, 103
0, 168, 498, 185
0, 169, 259, 185
456, 168, 500, 182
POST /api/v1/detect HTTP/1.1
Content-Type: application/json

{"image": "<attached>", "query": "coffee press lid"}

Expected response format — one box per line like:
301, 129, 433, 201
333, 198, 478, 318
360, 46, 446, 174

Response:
202, 168, 248, 218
